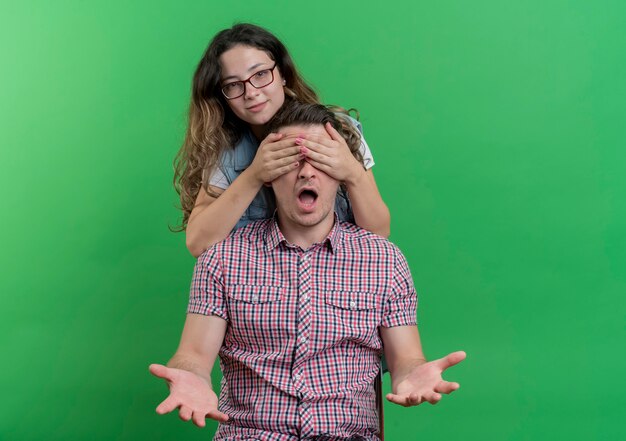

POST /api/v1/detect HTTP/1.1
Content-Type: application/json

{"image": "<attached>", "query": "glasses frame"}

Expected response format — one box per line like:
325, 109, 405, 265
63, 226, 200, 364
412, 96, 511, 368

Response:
221, 64, 278, 100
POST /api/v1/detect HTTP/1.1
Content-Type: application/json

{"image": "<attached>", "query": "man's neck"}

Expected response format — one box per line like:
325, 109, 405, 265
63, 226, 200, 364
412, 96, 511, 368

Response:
277, 213, 335, 250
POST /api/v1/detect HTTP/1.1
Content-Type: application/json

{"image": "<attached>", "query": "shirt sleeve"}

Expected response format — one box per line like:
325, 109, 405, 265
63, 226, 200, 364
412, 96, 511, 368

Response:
187, 245, 229, 320
381, 248, 417, 328
207, 166, 229, 190
359, 132, 375, 170
348, 117, 375, 170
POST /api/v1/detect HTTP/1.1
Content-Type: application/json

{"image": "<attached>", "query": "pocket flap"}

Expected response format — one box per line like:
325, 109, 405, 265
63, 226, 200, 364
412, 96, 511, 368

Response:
325, 290, 378, 311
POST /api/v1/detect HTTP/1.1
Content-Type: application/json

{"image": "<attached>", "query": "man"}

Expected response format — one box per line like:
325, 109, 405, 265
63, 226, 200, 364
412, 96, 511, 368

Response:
150, 101, 466, 440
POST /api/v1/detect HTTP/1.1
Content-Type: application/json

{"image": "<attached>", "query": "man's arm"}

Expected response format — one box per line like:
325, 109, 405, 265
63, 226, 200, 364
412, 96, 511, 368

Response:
380, 325, 465, 406
149, 313, 229, 426
379, 246, 466, 406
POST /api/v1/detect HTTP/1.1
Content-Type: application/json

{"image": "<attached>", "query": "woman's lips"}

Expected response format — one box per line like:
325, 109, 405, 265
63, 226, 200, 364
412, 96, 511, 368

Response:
247, 101, 267, 113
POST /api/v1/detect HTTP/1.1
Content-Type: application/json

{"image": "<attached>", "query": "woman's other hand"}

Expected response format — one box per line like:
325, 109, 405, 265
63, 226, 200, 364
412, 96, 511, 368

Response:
249, 133, 303, 184
296, 122, 365, 184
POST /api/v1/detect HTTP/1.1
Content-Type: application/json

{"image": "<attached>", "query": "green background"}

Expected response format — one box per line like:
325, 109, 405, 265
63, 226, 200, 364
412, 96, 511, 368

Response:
1, 0, 624, 440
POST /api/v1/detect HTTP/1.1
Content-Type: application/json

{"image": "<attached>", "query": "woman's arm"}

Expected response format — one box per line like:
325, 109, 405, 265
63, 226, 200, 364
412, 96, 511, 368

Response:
185, 168, 262, 257
344, 168, 390, 238
185, 133, 301, 257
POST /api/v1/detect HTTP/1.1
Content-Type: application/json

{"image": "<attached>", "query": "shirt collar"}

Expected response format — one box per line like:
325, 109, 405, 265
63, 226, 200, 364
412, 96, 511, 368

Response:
264, 213, 285, 251
264, 212, 343, 254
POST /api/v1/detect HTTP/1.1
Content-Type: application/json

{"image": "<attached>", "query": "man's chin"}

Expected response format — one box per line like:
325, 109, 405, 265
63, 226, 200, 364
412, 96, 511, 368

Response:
290, 209, 333, 228
292, 213, 324, 227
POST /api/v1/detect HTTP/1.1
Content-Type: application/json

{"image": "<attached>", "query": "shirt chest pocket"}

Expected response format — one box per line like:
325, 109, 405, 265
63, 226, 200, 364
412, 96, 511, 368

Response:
226, 285, 284, 332
324, 290, 382, 336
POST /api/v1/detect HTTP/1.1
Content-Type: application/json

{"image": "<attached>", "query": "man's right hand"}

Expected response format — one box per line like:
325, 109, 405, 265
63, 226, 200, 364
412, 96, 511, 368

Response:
149, 363, 229, 427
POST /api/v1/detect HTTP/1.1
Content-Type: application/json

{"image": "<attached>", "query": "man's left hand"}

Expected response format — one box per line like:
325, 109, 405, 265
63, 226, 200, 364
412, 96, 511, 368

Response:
386, 351, 466, 406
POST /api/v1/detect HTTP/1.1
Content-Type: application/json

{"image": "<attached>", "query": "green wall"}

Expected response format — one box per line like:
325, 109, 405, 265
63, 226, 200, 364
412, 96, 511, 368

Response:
1, 1, 624, 440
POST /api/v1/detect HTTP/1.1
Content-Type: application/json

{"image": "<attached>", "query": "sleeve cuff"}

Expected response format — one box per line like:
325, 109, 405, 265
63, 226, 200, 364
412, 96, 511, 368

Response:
187, 301, 228, 320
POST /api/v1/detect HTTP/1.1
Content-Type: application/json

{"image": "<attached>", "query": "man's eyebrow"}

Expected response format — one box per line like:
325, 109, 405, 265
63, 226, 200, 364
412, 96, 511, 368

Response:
221, 63, 269, 82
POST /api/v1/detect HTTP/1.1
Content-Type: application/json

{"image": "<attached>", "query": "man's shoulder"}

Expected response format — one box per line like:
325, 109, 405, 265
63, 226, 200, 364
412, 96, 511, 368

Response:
197, 219, 271, 263
224, 218, 271, 245
338, 221, 402, 255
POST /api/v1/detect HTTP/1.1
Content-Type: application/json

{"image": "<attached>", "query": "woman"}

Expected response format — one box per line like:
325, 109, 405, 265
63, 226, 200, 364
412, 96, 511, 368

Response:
174, 23, 390, 257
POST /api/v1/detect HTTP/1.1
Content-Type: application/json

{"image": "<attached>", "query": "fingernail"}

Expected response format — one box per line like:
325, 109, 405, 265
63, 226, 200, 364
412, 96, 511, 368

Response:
300, 146, 308, 153
295, 138, 303, 145
294, 162, 299, 167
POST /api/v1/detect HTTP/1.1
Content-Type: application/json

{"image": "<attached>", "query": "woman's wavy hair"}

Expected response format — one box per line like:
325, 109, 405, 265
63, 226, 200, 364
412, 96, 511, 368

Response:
265, 100, 364, 165
173, 23, 358, 231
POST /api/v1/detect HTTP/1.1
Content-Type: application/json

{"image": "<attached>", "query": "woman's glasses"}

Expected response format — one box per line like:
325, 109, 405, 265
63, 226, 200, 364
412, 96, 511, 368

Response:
221, 64, 278, 99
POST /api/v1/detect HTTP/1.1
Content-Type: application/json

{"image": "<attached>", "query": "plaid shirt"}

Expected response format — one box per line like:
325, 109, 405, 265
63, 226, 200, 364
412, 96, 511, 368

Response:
188, 217, 417, 441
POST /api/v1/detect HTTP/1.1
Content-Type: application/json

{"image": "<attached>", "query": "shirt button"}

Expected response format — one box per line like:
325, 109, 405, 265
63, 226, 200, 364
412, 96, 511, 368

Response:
300, 336, 307, 344
349, 300, 357, 309
252, 294, 259, 302
302, 294, 309, 301
294, 373, 301, 379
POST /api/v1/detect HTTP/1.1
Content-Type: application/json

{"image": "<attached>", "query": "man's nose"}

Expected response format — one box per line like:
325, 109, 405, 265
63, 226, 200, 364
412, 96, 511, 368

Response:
298, 160, 316, 180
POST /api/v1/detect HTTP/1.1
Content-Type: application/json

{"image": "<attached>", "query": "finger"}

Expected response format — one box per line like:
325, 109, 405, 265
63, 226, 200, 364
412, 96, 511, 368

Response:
261, 143, 300, 163
191, 411, 207, 428
271, 139, 300, 150
302, 158, 334, 176
301, 148, 332, 166
325, 121, 345, 142
281, 159, 301, 171
296, 140, 339, 157
179, 405, 192, 421
434, 351, 467, 371
263, 152, 301, 175
385, 393, 407, 406
263, 137, 298, 151
297, 137, 334, 154
155, 396, 179, 414
407, 392, 421, 406
301, 136, 358, 168
271, 151, 302, 167
266, 148, 301, 165
435, 380, 460, 394
206, 409, 230, 423
261, 132, 283, 145
269, 161, 301, 180
423, 392, 442, 405
386, 393, 421, 407
149, 364, 173, 381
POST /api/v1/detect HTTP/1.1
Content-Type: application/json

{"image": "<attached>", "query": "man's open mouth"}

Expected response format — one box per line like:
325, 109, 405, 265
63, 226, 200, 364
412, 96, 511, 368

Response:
298, 189, 318, 205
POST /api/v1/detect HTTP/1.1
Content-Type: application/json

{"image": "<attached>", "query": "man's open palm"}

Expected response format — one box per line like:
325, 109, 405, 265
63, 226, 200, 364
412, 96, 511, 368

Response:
149, 364, 229, 427
386, 351, 466, 406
